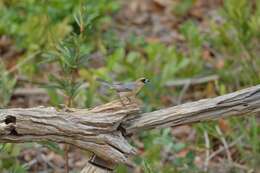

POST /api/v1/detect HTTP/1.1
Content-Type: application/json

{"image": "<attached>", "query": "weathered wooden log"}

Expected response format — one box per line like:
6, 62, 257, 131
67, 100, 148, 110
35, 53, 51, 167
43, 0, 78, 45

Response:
1, 85, 260, 170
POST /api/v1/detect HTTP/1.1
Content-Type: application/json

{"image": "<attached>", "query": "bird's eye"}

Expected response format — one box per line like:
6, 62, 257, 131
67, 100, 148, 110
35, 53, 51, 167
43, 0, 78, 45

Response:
141, 78, 149, 83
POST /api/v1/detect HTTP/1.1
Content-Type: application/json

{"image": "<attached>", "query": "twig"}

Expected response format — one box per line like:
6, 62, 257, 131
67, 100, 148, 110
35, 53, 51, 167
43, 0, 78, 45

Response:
215, 125, 232, 163
165, 75, 219, 87
6, 51, 41, 75
13, 88, 47, 96
23, 158, 38, 169
232, 162, 254, 172
177, 80, 191, 104
203, 130, 210, 172
208, 135, 243, 161
13, 83, 89, 97
39, 153, 62, 171
17, 76, 47, 85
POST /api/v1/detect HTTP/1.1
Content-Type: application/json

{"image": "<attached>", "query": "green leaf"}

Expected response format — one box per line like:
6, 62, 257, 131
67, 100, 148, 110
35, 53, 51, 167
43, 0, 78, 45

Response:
11, 164, 27, 173
143, 159, 155, 173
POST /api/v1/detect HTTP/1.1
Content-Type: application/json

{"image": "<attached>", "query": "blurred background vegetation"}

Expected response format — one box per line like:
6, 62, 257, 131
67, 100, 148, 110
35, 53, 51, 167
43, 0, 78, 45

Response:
0, 0, 260, 172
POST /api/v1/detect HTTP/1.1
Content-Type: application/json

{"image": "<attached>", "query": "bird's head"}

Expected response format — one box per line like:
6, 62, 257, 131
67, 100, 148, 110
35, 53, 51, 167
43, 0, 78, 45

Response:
137, 77, 150, 84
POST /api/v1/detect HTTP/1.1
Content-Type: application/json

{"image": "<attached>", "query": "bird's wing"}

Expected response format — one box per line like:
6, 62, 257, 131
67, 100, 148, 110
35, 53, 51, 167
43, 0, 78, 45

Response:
113, 82, 135, 92
97, 78, 136, 92
96, 78, 113, 88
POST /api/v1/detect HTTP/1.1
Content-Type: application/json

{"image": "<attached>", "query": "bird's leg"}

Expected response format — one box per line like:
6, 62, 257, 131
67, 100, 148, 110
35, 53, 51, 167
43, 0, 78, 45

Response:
57, 104, 75, 112
119, 98, 126, 106
126, 96, 132, 103
116, 92, 126, 106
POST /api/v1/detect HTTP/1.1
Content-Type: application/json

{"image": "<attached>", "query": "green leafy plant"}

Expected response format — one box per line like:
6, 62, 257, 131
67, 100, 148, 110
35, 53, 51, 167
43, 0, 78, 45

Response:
0, 144, 27, 173
210, 0, 260, 85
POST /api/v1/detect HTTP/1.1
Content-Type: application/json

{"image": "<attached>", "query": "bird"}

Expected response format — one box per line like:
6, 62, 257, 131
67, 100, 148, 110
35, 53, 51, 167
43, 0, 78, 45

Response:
96, 77, 150, 104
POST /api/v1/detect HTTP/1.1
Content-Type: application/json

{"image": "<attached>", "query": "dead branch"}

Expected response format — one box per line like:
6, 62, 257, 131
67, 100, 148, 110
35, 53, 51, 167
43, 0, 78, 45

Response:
13, 88, 47, 96
123, 85, 260, 133
165, 75, 219, 87
1, 85, 260, 170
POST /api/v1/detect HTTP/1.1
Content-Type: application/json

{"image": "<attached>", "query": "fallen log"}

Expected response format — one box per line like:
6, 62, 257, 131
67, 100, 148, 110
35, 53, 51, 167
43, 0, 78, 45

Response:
1, 85, 260, 172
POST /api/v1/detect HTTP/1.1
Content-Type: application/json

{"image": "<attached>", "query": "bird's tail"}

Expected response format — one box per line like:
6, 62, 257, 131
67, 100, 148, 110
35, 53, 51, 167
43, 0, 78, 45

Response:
96, 78, 113, 88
